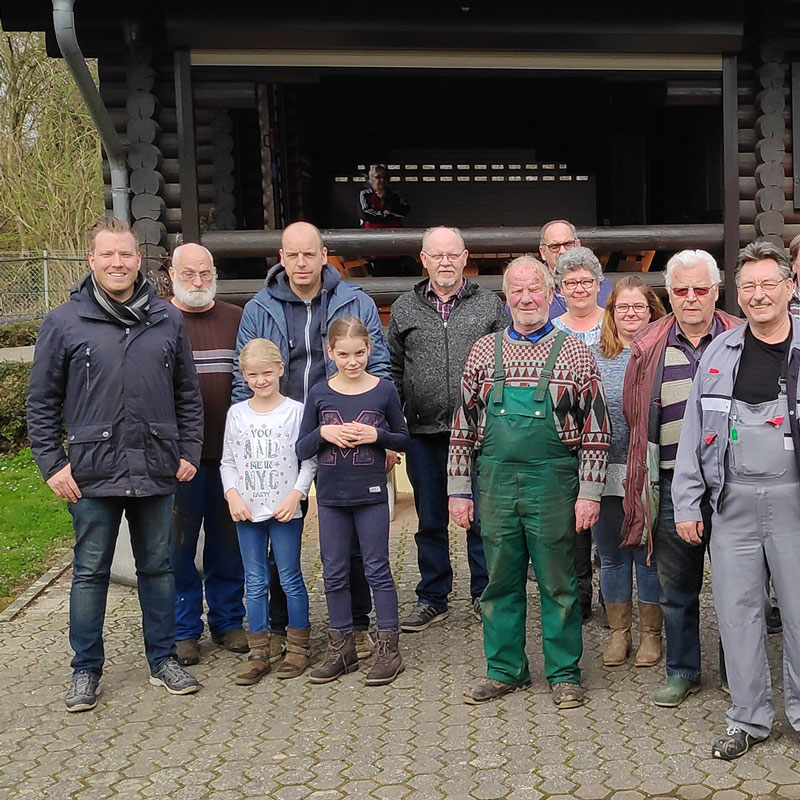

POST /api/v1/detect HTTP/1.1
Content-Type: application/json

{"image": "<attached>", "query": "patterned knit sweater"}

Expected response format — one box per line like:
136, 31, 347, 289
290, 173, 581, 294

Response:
447, 328, 611, 501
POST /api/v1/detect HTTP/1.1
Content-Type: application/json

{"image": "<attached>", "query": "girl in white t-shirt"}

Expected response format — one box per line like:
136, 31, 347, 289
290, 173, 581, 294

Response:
221, 338, 316, 685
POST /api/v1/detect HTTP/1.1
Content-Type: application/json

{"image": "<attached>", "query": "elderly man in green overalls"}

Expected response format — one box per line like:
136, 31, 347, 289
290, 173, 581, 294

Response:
448, 255, 610, 706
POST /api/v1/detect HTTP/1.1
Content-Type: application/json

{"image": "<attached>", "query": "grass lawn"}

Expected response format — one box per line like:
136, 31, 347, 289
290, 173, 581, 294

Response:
0, 448, 73, 609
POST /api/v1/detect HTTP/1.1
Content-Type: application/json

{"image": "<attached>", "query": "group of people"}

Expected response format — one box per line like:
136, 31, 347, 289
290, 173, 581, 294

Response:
26, 215, 800, 763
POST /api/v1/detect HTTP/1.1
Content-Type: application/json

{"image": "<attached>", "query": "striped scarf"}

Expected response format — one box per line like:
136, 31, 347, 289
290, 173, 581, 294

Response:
90, 272, 150, 327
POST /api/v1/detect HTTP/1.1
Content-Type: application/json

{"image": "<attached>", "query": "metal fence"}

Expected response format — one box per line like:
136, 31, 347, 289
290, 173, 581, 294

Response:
0, 252, 87, 322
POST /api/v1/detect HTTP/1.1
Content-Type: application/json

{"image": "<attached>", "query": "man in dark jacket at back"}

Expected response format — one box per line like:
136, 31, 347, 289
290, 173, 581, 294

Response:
234, 220, 391, 663
388, 226, 507, 631
27, 217, 204, 712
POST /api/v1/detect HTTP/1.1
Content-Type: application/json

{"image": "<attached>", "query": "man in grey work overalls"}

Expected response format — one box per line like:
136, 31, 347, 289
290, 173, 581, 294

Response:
673, 240, 800, 760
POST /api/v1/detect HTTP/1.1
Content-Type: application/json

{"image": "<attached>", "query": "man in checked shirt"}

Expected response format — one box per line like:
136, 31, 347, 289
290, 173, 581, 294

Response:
388, 226, 507, 633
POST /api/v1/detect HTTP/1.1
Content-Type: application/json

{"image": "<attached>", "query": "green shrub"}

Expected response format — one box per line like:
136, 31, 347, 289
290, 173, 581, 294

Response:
0, 319, 39, 347
0, 361, 30, 454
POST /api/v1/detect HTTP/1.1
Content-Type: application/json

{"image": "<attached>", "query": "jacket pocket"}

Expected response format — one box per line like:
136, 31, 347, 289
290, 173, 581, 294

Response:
145, 421, 181, 479
67, 423, 115, 483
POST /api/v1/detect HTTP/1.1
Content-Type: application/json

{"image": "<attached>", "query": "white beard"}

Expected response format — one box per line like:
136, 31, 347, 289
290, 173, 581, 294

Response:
172, 277, 216, 308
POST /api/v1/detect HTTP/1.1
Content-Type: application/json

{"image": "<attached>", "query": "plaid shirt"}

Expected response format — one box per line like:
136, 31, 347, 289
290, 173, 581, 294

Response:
425, 279, 468, 321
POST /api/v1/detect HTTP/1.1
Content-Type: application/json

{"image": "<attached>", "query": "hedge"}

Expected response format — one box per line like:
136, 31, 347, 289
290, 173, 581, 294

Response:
0, 361, 30, 455
0, 319, 39, 348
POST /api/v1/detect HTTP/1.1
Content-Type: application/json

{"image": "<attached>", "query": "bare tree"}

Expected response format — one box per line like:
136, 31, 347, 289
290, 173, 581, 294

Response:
0, 29, 104, 252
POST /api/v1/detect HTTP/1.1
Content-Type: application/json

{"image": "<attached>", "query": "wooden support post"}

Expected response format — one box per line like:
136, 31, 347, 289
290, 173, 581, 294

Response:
174, 49, 200, 243
257, 84, 276, 230
723, 53, 740, 316
792, 63, 800, 211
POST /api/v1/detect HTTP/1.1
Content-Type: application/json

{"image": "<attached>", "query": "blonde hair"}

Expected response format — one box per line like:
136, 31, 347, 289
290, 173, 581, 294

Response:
599, 276, 666, 358
239, 338, 283, 369
327, 316, 371, 349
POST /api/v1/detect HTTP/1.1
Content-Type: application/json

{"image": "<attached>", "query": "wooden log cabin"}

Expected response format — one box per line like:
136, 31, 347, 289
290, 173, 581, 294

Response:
3, 1, 800, 312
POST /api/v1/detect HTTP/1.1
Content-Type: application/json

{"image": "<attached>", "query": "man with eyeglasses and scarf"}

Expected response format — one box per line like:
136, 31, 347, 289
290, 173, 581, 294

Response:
27, 217, 203, 711
621, 250, 742, 709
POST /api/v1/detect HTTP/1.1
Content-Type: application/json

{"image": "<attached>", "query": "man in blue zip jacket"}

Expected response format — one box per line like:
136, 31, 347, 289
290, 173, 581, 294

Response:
27, 217, 204, 712
234, 221, 391, 663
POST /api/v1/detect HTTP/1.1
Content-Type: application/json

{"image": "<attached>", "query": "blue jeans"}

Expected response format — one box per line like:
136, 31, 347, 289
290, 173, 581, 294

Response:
236, 517, 309, 633
594, 495, 660, 605
318, 502, 398, 631
69, 494, 176, 676
170, 461, 245, 640
407, 433, 488, 608
654, 470, 713, 682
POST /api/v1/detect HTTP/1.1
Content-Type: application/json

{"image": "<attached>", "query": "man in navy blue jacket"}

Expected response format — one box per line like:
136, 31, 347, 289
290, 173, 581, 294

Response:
234, 221, 391, 662
27, 217, 204, 712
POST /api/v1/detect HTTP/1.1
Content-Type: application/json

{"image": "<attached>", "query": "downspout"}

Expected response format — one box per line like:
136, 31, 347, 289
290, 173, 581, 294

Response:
52, 0, 130, 222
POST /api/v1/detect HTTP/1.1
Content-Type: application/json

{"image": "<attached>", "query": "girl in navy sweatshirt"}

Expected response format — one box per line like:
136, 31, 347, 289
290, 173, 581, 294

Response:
296, 316, 409, 686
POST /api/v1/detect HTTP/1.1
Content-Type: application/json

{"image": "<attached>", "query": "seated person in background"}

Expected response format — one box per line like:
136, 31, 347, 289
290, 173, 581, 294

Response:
359, 164, 414, 277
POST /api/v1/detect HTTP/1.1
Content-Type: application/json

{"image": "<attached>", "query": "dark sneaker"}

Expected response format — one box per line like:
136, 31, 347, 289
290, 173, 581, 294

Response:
211, 628, 249, 653
149, 658, 201, 695
712, 725, 767, 760
400, 603, 449, 632
767, 606, 782, 634
472, 597, 482, 621
354, 631, 375, 660
175, 638, 200, 666
65, 671, 101, 712
464, 678, 531, 704
551, 682, 585, 709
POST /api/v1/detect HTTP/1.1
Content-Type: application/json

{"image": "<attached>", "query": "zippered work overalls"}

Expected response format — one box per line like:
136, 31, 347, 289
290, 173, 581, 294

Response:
711, 386, 800, 739
477, 331, 583, 686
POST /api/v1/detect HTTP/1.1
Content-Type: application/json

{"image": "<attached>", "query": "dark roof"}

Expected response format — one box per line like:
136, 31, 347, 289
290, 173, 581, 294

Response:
0, 1, 745, 58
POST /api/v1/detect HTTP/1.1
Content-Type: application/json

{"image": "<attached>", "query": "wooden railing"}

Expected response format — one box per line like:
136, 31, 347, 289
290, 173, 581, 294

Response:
202, 224, 725, 258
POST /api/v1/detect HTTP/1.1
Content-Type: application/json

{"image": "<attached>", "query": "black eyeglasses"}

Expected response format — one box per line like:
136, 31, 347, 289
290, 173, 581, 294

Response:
542, 239, 577, 254
561, 278, 596, 292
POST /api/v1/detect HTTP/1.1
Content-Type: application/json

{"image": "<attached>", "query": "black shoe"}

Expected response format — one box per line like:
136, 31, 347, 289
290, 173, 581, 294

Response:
767, 606, 782, 634
712, 725, 766, 760
65, 671, 101, 712
471, 597, 482, 621
400, 602, 449, 632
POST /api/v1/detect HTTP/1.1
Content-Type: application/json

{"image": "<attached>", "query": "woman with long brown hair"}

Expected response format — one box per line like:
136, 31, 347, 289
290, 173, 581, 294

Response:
593, 276, 666, 668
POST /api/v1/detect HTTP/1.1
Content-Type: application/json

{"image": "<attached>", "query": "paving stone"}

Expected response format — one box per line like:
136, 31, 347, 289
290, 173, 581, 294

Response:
3, 494, 800, 800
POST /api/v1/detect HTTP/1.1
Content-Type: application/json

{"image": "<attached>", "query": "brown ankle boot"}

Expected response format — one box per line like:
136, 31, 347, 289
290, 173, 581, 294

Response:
635, 602, 663, 667
276, 627, 311, 679
309, 630, 358, 684
602, 603, 633, 666
366, 631, 405, 686
234, 632, 271, 685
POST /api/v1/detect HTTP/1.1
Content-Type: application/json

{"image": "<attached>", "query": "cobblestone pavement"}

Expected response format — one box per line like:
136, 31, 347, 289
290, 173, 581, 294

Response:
1, 492, 799, 800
